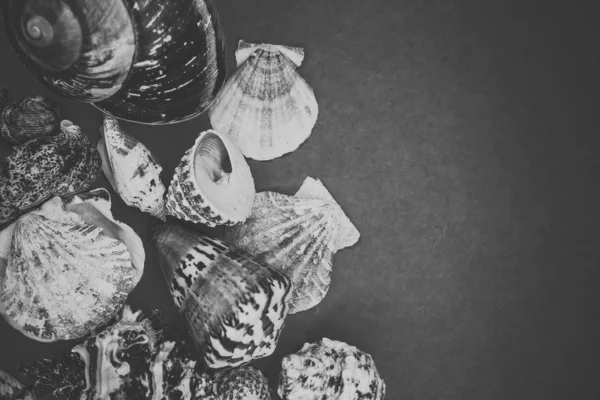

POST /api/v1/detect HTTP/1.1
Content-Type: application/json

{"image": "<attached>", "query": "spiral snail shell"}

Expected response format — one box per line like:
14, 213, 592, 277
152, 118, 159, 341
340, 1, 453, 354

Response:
2, 0, 227, 125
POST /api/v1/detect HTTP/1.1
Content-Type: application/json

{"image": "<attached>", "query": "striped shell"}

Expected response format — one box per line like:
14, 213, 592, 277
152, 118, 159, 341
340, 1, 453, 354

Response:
0, 369, 35, 400
224, 177, 360, 314
208, 40, 319, 160
0, 192, 143, 342
214, 366, 271, 400
278, 338, 386, 400
0, 88, 60, 144
166, 129, 255, 227
0, 119, 101, 229
98, 115, 166, 220
151, 222, 292, 369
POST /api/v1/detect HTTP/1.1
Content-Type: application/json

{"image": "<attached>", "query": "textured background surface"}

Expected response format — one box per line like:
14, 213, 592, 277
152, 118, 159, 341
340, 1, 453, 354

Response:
1, 0, 599, 398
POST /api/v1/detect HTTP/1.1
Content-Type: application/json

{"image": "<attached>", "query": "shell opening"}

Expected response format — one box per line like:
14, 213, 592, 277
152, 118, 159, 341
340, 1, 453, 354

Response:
194, 132, 232, 183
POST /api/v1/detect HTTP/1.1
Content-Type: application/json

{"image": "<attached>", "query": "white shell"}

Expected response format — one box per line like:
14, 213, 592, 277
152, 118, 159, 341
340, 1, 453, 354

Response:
208, 40, 319, 161
98, 115, 166, 220
0, 369, 35, 400
278, 338, 386, 400
165, 129, 255, 227
0, 191, 144, 342
224, 177, 359, 314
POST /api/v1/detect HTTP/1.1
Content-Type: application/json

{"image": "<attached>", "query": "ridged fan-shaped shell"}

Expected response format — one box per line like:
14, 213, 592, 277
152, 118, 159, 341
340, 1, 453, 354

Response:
98, 115, 166, 220
0, 369, 35, 400
151, 222, 292, 369
278, 338, 386, 400
0, 195, 141, 342
208, 40, 318, 161
0, 120, 101, 228
224, 177, 360, 314
214, 366, 271, 400
166, 129, 255, 227
0, 88, 61, 144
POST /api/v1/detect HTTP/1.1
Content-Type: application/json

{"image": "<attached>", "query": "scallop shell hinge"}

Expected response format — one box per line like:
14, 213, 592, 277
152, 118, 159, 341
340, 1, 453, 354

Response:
224, 176, 360, 314
208, 40, 319, 161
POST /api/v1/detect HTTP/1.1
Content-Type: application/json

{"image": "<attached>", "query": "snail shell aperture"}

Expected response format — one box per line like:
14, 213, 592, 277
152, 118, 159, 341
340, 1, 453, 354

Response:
3, 0, 227, 125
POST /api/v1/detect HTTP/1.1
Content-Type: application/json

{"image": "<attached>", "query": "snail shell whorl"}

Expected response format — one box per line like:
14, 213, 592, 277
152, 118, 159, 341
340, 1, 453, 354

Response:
4, 0, 136, 101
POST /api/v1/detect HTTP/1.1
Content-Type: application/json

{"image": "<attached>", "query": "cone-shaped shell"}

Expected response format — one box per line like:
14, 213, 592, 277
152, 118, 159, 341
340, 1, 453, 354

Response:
98, 115, 166, 220
208, 40, 319, 160
151, 222, 292, 369
278, 338, 386, 400
0, 369, 36, 400
215, 365, 271, 400
0, 194, 143, 342
0, 88, 61, 144
224, 177, 360, 314
166, 129, 255, 227
0, 119, 101, 228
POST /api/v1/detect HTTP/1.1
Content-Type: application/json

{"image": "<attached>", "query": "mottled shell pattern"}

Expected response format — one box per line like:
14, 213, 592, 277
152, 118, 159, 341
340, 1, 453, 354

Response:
98, 115, 167, 220
166, 129, 255, 227
0, 88, 60, 144
17, 306, 219, 400
208, 40, 319, 161
0, 369, 35, 400
278, 338, 386, 400
151, 222, 292, 369
0, 191, 144, 342
224, 177, 360, 314
0, 120, 101, 229
214, 365, 271, 400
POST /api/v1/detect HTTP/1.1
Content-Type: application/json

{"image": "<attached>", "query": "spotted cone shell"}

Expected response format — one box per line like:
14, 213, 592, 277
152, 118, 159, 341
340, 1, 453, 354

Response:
278, 338, 386, 400
151, 222, 292, 369
224, 177, 360, 314
166, 129, 255, 227
208, 40, 319, 161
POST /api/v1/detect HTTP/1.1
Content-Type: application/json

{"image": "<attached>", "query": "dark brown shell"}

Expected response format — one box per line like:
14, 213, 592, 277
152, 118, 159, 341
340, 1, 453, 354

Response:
0, 120, 101, 228
3, 0, 227, 124
0, 88, 60, 144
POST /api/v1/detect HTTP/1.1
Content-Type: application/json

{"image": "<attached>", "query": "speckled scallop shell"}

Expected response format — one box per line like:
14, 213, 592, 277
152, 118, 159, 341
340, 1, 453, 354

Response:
224, 177, 360, 314
165, 129, 255, 227
208, 40, 319, 161
0, 88, 60, 144
278, 338, 386, 400
0, 119, 101, 228
18, 306, 218, 400
214, 365, 271, 400
0, 369, 35, 400
151, 222, 292, 369
98, 115, 167, 220
0, 192, 144, 342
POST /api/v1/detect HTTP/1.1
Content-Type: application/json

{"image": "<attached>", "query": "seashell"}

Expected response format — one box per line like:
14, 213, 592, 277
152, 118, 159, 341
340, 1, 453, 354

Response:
0, 369, 36, 400
98, 115, 167, 220
0, 87, 60, 144
0, 192, 144, 342
208, 40, 319, 161
2, 0, 227, 124
151, 222, 293, 369
224, 177, 360, 314
0, 119, 101, 228
214, 365, 271, 400
17, 305, 218, 400
165, 129, 255, 227
278, 338, 386, 400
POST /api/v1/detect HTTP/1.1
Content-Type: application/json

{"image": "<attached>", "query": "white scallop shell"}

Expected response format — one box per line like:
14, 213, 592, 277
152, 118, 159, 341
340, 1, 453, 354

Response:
278, 338, 386, 400
165, 129, 255, 227
208, 40, 319, 161
224, 177, 359, 314
98, 115, 166, 220
0, 191, 144, 342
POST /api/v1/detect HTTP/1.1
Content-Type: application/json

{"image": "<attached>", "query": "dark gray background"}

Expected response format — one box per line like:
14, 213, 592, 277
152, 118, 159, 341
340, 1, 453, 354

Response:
1, 0, 599, 398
